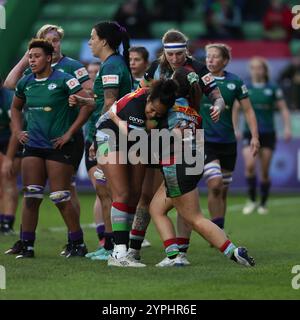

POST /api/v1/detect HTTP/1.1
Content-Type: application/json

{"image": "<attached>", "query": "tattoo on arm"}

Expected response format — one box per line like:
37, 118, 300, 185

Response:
102, 88, 119, 114
208, 88, 225, 111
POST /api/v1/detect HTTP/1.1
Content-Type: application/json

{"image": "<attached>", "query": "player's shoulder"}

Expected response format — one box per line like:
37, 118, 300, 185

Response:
51, 69, 75, 81
266, 82, 279, 90
224, 71, 243, 83
17, 72, 35, 87
186, 57, 207, 72
60, 55, 84, 68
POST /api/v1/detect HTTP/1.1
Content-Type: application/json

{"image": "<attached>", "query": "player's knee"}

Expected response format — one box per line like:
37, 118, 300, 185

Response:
138, 192, 152, 207
23, 185, 44, 199
222, 173, 233, 187
113, 190, 130, 203
23, 185, 44, 209
190, 216, 205, 232
208, 181, 223, 197
204, 162, 222, 185
49, 190, 71, 204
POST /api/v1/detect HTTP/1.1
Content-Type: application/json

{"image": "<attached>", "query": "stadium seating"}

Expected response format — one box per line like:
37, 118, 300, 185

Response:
67, 3, 118, 19
242, 22, 264, 40
181, 21, 206, 40
61, 39, 83, 58
15, 0, 298, 61
40, 3, 69, 19
151, 21, 180, 39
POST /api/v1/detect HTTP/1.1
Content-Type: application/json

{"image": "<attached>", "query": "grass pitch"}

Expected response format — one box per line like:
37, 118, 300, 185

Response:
0, 193, 299, 300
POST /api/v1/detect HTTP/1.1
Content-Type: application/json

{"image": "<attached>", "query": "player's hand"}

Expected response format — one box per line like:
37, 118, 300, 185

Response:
108, 102, 117, 119
250, 137, 260, 157
52, 131, 72, 149
210, 105, 221, 122
1, 156, 14, 179
16, 131, 29, 144
69, 94, 86, 107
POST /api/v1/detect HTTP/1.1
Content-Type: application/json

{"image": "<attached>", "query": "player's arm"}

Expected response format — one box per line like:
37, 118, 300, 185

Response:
276, 99, 292, 141
207, 86, 225, 122
68, 93, 95, 108
1, 132, 20, 178
80, 79, 94, 98
54, 89, 94, 149
4, 52, 29, 89
10, 95, 27, 144
232, 100, 242, 139
102, 88, 119, 114
239, 97, 260, 156
108, 102, 128, 135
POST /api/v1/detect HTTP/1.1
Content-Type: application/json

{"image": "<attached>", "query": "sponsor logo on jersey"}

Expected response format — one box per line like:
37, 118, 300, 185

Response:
264, 88, 272, 96
75, 67, 88, 79
129, 116, 144, 124
48, 83, 57, 90
227, 83, 236, 90
102, 75, 119, 85
66, 78, 80, 90
241, 84, 248, 94
201, 73, 214, 85
44, 106, 52, 112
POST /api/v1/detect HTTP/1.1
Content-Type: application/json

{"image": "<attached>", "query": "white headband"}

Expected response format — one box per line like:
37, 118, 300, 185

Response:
163, 42, 187, 52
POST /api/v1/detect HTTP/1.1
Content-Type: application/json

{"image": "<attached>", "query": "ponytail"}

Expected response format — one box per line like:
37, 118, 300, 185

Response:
93, 21, 133, 85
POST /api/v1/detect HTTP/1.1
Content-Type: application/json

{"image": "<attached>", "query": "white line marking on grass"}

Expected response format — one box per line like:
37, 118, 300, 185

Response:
48, 223, 95, 232
228, 197, 300, 212
48, 197, 300, 232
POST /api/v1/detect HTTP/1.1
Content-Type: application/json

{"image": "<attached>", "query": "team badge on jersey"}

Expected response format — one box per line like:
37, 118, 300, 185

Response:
75, 67, 88, 80
48, 83, 57, 90
201, 73, 214, 85
102, 75, 119, 85
241, 84, 248, 94
227, 83, 236, 90
66, 78, 80, 90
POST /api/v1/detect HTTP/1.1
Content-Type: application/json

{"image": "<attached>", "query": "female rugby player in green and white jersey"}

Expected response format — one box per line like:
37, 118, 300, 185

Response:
4, 24, 93, 253
234, 56, 291, 215
5, 39, 93, 259
69, 21, 133, 261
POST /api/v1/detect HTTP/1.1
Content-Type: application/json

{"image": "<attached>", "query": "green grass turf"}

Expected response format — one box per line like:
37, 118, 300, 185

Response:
0, 193, 299, 300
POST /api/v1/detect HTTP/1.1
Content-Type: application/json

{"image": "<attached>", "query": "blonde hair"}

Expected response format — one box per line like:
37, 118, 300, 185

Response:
205, 43, 232, 65
36, 24, 64, 39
